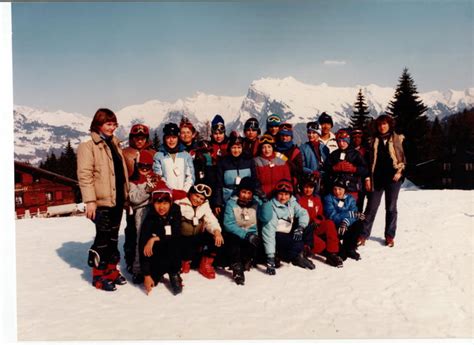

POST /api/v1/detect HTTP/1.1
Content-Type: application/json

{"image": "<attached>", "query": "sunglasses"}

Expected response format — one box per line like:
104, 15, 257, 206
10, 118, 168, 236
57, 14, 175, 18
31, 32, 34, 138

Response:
131, 125, 149, 136
194, 184, 212, 197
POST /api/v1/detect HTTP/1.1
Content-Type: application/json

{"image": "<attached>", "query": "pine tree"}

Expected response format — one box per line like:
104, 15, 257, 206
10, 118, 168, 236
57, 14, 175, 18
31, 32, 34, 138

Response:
60, 141, 77, 180
350, 89, 372, 133
387, 68, 428, 168
152, 130, 161, 151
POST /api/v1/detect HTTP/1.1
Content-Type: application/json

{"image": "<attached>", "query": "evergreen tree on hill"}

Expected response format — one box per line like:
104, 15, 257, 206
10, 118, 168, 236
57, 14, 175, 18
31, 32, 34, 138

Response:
152, 130, 161, 150
350, 88, 372, 134
387, 67, 428, 170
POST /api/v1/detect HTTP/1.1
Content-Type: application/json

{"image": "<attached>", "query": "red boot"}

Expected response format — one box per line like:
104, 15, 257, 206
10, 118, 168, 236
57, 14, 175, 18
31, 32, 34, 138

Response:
181, 260, 191, 274
103, 263, 127, 285
198, 256, 216, 279
92, 267, 116, 291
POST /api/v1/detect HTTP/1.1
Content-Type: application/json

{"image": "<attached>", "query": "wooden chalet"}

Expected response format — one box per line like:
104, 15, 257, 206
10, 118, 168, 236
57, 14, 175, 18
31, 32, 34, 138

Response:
14, 161, 80, 218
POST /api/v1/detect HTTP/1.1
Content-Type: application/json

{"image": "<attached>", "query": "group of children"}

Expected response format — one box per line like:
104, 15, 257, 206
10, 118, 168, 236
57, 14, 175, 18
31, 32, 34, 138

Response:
78, 109, 404, 295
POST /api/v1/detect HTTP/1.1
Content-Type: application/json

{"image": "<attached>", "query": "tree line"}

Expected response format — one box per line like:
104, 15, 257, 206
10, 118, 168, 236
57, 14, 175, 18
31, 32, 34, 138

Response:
39, 67, 473, 188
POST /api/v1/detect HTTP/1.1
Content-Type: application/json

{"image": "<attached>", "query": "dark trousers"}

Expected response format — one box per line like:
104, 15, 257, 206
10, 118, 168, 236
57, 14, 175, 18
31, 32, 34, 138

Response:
362, 180, 402, 239
341, 221, 363, 251
123, 212, 137, 268
91, 205, 123, 266
148, 238, 181, 282
226, 232, 258, 267
180, 231, 218, 262
276, 232, 304, 262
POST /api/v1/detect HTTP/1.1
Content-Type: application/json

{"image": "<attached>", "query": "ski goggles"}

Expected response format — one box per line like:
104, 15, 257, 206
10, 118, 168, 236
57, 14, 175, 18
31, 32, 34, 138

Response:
267, 115, 281, 127
130, 124, 149, 136
137, 163, 152, 171
193, 184, 212, 198
151, 190, 172, 202
306, 122, 319, 132
212, 123, 225, 133
275, 180, 293, 193
244, 119, 259, 130
351, 129, 363, 137
259, 134, 275, 145
279, 123, 293, 131
336, 130, 350, 140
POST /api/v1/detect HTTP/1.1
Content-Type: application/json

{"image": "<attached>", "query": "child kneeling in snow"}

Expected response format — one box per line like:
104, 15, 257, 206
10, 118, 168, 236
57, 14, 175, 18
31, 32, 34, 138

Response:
297, 173, 344, 268
323, 178, 365, 261
175, 183, 224, 279
223, 177, 272, 285
262, 179, 316, 274
139, 187, 183, 295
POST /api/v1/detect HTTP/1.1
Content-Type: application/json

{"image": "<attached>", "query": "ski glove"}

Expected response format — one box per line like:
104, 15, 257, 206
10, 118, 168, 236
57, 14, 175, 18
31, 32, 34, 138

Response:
245, 232, 260, 248
349, 211, 366, 220
266, 256, 276, 275
293, 226, 304, 241
338, 220, 349, 237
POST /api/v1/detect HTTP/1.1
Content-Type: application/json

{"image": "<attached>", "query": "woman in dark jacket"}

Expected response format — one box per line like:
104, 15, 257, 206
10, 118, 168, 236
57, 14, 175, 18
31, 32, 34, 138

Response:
139, 188, 183, 295
359, 115, 406, 247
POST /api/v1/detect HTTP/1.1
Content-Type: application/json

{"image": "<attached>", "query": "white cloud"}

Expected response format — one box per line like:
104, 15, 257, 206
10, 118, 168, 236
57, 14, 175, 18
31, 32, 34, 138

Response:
323, 60, 347, 65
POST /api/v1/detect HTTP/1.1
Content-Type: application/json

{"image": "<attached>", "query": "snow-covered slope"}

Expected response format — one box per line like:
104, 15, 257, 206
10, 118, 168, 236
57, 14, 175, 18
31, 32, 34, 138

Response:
13, 77, 473, 164
14, 189, 473, 340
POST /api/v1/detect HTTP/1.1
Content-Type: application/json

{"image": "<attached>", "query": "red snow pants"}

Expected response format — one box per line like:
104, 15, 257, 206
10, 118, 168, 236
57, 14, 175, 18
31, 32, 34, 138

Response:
313, 219, 340, 254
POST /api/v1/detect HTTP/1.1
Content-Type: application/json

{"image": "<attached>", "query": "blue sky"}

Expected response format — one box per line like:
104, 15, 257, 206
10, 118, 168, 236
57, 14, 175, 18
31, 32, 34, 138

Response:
12, 0, 473, 115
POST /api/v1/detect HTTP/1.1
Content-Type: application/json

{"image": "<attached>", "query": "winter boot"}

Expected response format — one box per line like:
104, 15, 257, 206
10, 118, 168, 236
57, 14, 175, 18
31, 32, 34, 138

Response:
385, 237, 395, 247
356, 236, 366, 247
132, 273, 144, 284
92, 267, 116, 292
198, 255, 216, 279
169, 273, 183, 295
103, 263, 127, 285
292, 252, 316, 270
231, 263, 245, 285
303, 245, 314, 259
243, 258, 253, 272
346, 249, 361, 261
181, 260, 191, 274
325, 252, 344, 268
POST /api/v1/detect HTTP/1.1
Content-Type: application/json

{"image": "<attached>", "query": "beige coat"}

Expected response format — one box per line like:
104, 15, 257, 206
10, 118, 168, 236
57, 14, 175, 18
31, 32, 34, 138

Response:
77, 132, 129, 207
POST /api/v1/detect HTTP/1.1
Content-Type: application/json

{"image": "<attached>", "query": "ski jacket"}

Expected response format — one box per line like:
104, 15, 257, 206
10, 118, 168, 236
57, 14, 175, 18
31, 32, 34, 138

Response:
139, 203, 182, 276
297, 194, 325, 225
223, 195, 273, 240
254, 153, 292, 198
175, 197, 221, 237
274, 144, 303, 183
210, 137, 229, 164
242, 137, 260, 159
300, 141, 329, 174
320, 132, 338, 153
153, 146, 195, 192
215, 155, 257, 207
262, 196, 309, 257
325, 147, 369, 193
77, 132, 129, 207
323, 193, 358, 228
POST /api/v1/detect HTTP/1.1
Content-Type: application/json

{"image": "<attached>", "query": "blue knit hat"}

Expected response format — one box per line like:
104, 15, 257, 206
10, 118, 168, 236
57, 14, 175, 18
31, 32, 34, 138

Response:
278, 123, 293, 137
211, 114, 225, 133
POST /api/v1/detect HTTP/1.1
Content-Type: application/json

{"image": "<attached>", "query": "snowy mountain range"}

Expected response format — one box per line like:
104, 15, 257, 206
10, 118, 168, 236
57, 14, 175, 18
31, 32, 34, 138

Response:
14, 76, 474, 164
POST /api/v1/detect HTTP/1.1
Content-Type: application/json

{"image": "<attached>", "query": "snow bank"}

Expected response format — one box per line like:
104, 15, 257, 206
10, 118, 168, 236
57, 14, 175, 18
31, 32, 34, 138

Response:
14, 190, 473, 340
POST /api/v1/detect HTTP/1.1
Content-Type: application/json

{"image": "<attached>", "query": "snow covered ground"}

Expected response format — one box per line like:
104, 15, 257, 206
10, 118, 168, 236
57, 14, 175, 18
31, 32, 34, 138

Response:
14, 189, 473, 341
